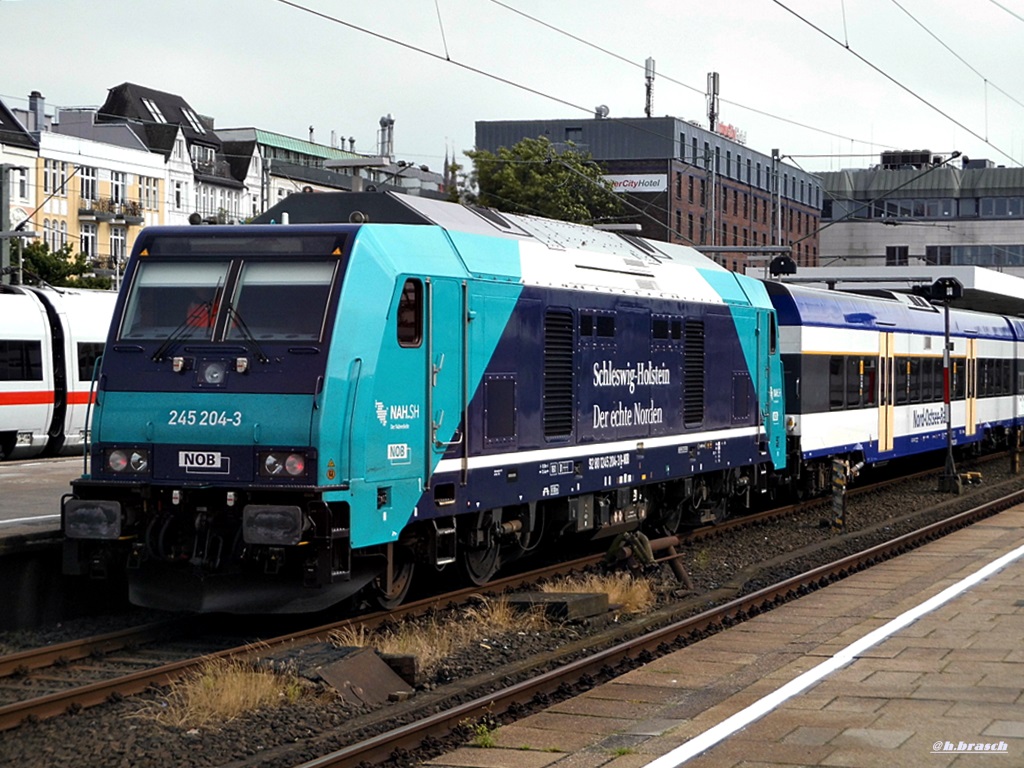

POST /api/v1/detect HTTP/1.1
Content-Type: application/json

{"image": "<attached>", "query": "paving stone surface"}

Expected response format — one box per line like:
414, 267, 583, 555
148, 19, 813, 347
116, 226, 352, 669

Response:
425, 507, 1024, 768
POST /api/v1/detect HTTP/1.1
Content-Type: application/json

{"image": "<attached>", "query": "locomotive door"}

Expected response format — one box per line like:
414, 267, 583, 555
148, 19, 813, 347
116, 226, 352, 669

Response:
426, 278, 468, 484
878, 332, 895, 453
965, 338, 978, 437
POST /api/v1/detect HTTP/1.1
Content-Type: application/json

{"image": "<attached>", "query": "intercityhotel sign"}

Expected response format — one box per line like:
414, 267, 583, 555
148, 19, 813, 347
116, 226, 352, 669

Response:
604, 174, 667, 193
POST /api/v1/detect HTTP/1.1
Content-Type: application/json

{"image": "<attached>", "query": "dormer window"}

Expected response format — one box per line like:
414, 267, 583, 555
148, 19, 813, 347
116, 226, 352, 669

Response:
142, 98, 166, 123
182, 108, 207, 135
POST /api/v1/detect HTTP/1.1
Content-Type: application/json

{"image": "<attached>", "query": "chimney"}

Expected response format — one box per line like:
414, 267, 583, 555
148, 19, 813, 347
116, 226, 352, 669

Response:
348, 137, 355, 151
28, 91, 45, 132
309, 125, 314, 143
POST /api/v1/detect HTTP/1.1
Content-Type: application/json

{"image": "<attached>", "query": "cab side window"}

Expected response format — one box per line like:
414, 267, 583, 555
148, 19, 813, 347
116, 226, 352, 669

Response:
397, 278, 422, 347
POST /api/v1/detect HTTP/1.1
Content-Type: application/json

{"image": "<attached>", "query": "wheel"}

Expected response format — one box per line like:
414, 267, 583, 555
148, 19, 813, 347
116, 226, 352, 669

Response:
369, 546, 415, 610
460, 540, 500, 586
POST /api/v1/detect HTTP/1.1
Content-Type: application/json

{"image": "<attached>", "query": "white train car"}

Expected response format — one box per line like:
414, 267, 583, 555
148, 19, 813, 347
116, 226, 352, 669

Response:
0, 285, 116, 459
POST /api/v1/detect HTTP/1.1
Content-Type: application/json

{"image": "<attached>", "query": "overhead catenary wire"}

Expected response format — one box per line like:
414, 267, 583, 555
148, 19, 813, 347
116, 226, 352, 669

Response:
887, 0, 1024, 114
270, 0, 902, 159
987, 0, 1024, 25
772, 0, 1021, 166
483, 0, 890, 151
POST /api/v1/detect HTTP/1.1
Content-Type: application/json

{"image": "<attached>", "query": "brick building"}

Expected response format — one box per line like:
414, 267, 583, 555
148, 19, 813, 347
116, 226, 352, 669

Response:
476, 116, 821, 273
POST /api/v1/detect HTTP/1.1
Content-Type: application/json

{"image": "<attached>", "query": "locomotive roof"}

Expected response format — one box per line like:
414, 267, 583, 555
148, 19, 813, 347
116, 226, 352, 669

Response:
250, 191, 770, 308
254, 191, 718, 271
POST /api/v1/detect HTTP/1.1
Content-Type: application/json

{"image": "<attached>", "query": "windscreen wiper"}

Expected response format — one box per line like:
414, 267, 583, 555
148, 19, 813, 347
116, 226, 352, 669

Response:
223, 304, 269, 363
150, 302, 210, 361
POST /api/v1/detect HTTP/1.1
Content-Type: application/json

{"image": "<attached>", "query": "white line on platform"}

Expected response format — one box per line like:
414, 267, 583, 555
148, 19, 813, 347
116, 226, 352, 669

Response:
642, 539, 1024, 768
0, 514, 60, 526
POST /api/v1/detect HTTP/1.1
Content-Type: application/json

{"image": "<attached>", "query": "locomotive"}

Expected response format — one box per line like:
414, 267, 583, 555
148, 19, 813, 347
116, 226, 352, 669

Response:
60, 193, 1019, 613
0, 285, 115, 460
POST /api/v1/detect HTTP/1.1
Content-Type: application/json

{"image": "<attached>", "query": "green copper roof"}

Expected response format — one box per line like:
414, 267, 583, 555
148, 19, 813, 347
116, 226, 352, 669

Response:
252, 128, 359, 160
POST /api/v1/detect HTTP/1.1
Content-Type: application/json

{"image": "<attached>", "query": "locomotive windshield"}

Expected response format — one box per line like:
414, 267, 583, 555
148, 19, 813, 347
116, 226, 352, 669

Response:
118, 259, 338, 343
120, 261, 229, 340
226, 261, 336, 341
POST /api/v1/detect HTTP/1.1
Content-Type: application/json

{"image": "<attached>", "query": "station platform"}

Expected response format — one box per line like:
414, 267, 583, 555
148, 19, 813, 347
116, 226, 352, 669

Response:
0, 456, 77, 543
426, 506, 1024, 767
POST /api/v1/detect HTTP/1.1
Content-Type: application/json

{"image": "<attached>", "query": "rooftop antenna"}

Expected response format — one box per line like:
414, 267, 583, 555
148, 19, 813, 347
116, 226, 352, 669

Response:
707, 72, 720, 133
644, 57, 655, 118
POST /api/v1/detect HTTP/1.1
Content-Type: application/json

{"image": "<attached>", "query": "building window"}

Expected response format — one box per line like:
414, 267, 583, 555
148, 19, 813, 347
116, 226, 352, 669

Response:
80, 223, 96, 260
925, 246, 952, 265
886, 246, 909, 266
142, 98, 167, 123
111, 171, 126, 205
141, 177, 159, 210
182, 108, 207, 134
174, 181, 183, 210
688, 213, 694, 242
43, 160, 66, 195
79, 166, 97, 202
110, 227, 126, 264
688, 176, 694, 203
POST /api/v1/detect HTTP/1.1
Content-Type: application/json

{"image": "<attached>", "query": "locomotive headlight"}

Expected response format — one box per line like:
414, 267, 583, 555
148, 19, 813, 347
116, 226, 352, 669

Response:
258, 450, 311, 479
285, 453, 305, 476
108, 449, 128, 472
106, 448, 150, 474
199, 360, 227, 385
129, 450, 149, 472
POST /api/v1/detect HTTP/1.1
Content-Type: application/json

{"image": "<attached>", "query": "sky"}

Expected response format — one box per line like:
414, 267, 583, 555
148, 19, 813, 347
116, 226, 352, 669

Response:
3, 0, 1024, 176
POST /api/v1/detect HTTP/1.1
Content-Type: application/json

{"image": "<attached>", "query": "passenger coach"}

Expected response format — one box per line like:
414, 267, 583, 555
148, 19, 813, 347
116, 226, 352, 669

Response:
766, 282, 1024, 496
0, 286, 113, 459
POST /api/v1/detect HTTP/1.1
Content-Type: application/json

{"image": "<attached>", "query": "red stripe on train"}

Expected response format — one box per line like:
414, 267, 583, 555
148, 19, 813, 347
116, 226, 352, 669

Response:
0, 391, 97, 406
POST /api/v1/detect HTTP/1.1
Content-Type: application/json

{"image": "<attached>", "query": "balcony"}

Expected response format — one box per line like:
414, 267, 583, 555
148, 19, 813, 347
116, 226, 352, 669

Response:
79, 197, 145, 225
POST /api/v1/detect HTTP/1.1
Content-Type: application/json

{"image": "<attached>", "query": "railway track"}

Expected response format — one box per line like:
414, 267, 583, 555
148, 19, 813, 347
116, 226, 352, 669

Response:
296, 485, 1024, 768
0, 456, 1016, 744
0, 553, 608, 732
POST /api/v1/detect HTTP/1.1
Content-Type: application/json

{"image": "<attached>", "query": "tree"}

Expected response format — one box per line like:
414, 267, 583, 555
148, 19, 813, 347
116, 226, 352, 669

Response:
464, 136, 623, 224
20, 240, 112, 290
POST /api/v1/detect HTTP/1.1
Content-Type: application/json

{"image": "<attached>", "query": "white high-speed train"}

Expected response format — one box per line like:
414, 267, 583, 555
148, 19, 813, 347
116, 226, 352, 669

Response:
0, 285, 116, 460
